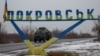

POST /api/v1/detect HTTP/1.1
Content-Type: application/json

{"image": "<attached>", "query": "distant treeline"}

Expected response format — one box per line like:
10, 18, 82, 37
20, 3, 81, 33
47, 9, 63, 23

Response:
0, 29, 93, 44
52, 29, 93, 39
0, 21, 97, 44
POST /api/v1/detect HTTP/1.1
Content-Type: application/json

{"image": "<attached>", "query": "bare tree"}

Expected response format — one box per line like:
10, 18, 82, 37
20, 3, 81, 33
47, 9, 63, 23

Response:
0, 22, 7, 43
52, 28, 60, 36
0, 23, 7, 34
92, 16, 100, 40
0, 22, 2, 36
0, 22, 1, 33
22, 25, 34, 41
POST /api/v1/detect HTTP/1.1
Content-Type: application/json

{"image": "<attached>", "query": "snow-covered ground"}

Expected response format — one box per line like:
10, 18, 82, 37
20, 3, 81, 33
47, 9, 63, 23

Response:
46, 39, 100, 56
0, 39, 100, 56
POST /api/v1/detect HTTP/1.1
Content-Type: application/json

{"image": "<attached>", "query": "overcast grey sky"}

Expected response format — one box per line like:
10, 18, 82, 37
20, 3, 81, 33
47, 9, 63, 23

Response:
0, 0, 100, 34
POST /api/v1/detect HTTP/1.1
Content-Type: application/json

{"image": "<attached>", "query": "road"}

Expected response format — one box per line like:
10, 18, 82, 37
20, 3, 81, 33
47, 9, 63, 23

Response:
0, 38, 95, 53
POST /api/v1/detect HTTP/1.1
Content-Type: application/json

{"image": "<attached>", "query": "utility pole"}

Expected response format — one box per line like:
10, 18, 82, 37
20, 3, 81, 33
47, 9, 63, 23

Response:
30, 21, 32, 38
0, 22, 1, 33
98, 16, 100, 40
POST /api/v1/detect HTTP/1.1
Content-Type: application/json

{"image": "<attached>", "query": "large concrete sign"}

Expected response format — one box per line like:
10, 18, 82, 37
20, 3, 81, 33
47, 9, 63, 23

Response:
3, 0, 99, 21
3, 0, 99, 56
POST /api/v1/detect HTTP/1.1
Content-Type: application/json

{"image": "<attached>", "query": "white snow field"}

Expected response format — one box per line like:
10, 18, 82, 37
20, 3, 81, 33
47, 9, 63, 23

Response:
0, 38, 100, 56
46, 39, 100, 56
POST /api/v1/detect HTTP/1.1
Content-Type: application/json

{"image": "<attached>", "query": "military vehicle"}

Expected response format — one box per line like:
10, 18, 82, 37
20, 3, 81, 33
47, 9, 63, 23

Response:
34, 27, 51, 42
